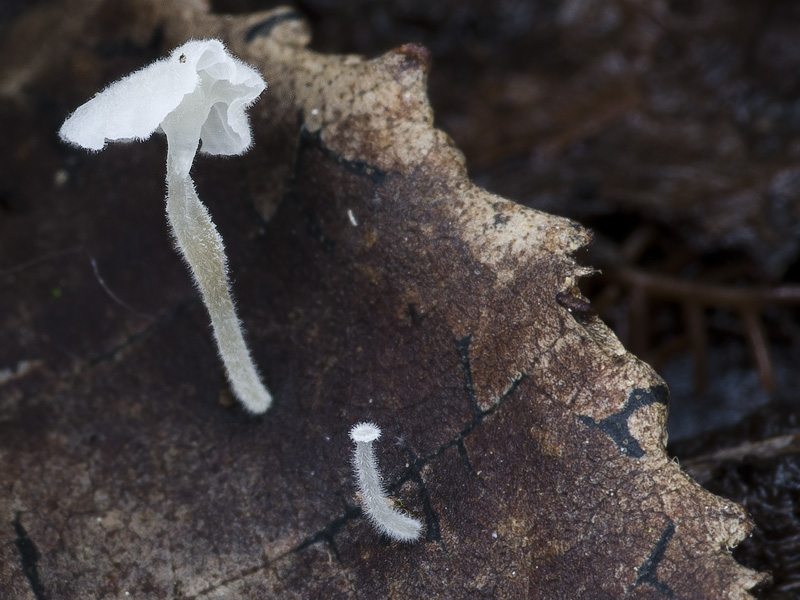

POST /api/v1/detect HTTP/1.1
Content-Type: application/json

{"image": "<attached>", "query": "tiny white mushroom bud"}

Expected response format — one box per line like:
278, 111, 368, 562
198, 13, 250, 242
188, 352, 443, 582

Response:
59, 39, 271, 414
349, 422, 423, 542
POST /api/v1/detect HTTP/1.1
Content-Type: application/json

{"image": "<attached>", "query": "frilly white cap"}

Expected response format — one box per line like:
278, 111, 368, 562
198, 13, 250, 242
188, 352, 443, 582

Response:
350, 422, 382, 443
59, 39, 266, 176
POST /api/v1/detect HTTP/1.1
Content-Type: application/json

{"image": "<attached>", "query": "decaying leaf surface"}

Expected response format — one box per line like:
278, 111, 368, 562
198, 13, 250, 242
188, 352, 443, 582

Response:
0, 1, 769, 598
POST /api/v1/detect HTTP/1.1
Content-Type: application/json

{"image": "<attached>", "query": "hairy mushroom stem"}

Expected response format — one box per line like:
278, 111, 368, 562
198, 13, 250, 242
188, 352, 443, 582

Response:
350, 422, 423, 543
165, 157, 271, 414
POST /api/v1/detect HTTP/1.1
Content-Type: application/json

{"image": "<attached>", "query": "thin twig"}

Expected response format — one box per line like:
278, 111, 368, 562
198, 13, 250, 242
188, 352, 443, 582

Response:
682, 302, 708, 392
681, 433, 800, 484
610, 267, 800, 307
740, 308, 776, 392
87, 254, 153, 319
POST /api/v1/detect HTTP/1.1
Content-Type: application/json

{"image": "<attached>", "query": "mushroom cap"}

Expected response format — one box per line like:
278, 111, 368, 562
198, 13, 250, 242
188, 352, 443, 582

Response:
350, 422, 382, 443
59, 39, 266, 161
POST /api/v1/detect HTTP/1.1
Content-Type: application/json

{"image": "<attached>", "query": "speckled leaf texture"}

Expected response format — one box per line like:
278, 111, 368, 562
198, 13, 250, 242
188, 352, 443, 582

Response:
0, 1, 768, 598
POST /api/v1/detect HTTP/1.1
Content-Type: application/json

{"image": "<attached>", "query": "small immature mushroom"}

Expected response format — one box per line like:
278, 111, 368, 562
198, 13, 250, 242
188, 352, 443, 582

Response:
349, 422, 423, 542
59, 39, 271, 414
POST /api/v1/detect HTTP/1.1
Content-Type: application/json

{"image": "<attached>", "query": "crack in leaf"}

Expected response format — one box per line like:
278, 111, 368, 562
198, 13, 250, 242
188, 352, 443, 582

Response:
632, 520, 676, 598
245, 10, 303, 43
577, 385, 669, 459
12, 513, 47, 600
299, 127, 388, 186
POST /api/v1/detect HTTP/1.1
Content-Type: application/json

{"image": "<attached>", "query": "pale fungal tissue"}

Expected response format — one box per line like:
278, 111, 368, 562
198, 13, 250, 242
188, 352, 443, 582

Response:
59, 39, 271, 414
349, 422, 423, 542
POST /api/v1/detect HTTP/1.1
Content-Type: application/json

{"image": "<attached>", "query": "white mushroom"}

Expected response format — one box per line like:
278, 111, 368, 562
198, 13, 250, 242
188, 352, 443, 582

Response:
59, 39, 271, 414
349, 422, 423, 542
